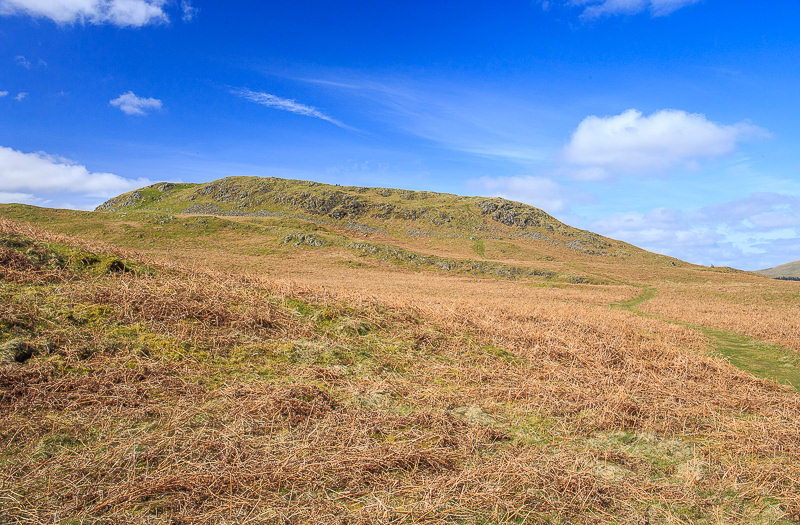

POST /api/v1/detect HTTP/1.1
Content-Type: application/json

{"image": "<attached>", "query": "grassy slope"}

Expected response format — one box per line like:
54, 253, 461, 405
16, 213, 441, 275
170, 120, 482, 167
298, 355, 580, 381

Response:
2, 178, 800, 523
94, 176, 671, 262
2, 217, 800, 523
758, 260, 800, 279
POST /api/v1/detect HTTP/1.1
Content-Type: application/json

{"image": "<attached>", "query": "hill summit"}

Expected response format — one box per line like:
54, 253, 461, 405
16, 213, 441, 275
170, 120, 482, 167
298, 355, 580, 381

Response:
97, 176, 645, 259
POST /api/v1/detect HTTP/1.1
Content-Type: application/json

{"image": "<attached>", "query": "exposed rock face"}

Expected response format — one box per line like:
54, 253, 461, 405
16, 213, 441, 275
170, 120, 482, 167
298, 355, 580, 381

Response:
567, 236, 612, 255
96, 190, 143, 212
477, 199, 558, 232
96, 182, 182, 212
195, 181, 260, 204
345, 222, 386, 235
187, 179, 459, 226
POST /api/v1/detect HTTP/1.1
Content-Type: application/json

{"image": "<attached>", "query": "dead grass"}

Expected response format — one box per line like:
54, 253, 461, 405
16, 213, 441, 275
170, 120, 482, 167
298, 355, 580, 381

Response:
640, 279, 800, 352
1, 215, 800, 523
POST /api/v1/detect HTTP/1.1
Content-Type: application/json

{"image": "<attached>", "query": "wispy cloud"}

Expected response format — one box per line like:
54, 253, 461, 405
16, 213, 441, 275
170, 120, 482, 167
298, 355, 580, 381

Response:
298, 77, 551, 161
563, 109, 765, 179
233, 88, 349, 129
556, 0, 701, 18
14, 55, 30, 68
180, 0, 197, 21
0, 91, 7, 98
0, 0, 168, 27
14, 92, 27, 101
110, 91, 163, 116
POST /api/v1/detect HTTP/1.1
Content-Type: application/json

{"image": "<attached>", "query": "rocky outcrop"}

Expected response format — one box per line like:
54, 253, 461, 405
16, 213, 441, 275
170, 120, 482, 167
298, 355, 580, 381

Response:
96, 190, 143, 212
477, 199, 560, 232
283, 233, 326, 247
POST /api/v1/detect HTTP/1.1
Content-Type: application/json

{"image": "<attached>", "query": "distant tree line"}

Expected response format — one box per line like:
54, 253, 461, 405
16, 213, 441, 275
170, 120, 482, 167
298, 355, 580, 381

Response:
775, 276, 800, 282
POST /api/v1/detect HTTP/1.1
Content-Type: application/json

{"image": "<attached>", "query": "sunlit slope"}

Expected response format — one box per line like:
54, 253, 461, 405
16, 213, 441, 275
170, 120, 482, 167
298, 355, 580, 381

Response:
2, 212, 800, 523
757, 260, 800, 279
95, 176, 667, 261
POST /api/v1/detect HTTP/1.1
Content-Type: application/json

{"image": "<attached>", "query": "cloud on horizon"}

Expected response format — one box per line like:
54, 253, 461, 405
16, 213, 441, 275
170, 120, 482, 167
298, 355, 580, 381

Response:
110, 91, 163, 115
0, 0, 168, 27
0, 146, 150, 210
233, 88, 349, 128
563, 109, 764, 179
590, 193, 800, 269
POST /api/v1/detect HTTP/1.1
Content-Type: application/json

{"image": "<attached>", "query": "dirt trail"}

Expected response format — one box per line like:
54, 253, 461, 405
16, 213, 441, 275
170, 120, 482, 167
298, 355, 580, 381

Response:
612, 286, 800, 391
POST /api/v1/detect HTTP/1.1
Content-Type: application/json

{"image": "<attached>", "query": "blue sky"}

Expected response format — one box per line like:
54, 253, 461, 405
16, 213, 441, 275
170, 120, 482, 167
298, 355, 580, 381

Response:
1, 0, 799, 270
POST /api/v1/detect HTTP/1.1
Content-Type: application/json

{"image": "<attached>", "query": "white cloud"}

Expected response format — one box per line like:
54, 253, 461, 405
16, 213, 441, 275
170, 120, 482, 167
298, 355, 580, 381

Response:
234, 88, 348, 128
699, 193, 800, 231
0, 146, 150, 207
14, 55, 30, 68
110, 91, 162, 115
571, 0, 701, 18
0, 0, 168, 27
0, 191, 38, 204
14, 92, 27, 101
467, 175, 567, 214
180, 0, 196, 21
0, 91, 7, 97
563, 109, 762, 178
589, 193, 800, 269
591, 208, 714, 248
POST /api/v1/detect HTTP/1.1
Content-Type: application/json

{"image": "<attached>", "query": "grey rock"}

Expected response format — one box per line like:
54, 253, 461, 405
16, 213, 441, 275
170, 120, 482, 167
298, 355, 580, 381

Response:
283, 233, 325, 247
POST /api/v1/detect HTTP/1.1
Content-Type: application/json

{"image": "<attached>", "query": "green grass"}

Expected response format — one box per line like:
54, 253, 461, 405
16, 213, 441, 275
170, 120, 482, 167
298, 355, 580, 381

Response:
701, 327, 800, 390
613, 287, 800, 391
472, 239, 486, 258
610, 286, 657, 312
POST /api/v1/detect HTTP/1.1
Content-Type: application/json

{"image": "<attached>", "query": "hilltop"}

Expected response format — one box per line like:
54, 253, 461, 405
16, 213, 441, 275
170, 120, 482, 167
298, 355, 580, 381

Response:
96, 176, 655, 259
757, 260, 800, 280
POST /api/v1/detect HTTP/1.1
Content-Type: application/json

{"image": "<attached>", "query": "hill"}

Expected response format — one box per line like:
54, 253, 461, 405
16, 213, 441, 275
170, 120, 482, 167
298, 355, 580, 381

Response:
95, 176, 658, 259
2, 177, 800, 523
757, 260, 800, 280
